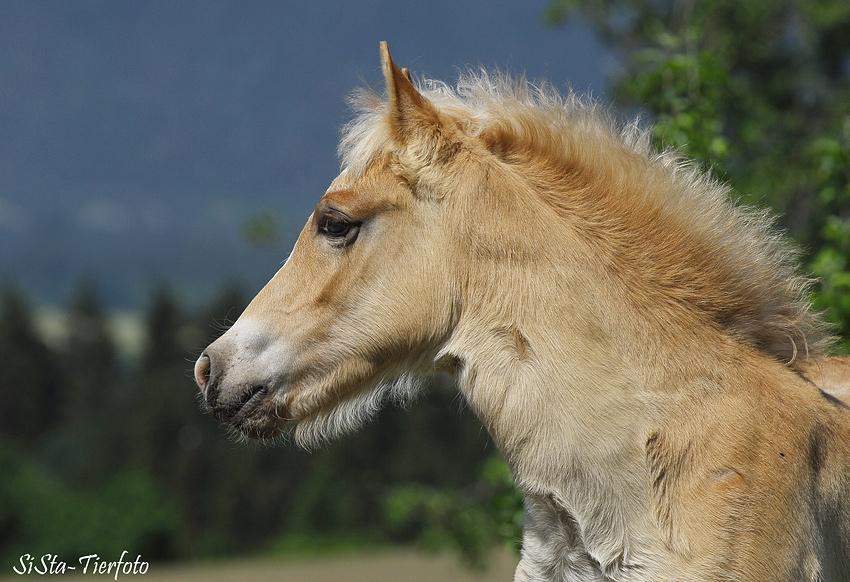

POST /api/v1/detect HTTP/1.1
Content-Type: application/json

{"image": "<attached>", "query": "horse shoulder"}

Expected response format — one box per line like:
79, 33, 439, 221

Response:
641, 359, 850, 581
794, 356, 850, 580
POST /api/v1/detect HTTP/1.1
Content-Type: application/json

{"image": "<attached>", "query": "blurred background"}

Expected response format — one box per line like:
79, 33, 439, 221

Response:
1, 0, 848, 578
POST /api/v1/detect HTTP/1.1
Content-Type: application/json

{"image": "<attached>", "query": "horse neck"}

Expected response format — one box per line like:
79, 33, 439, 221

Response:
438, 166, 739, 484
438, 249, 679, 569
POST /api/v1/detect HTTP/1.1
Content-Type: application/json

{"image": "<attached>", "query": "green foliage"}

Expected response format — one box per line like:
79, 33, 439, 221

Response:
0, 444, 178, 564
809, 125, 850, 352
620, 32, 731, 167
266, 531, 384, 558
812, 217, 850, 352
384, 455, 522, 567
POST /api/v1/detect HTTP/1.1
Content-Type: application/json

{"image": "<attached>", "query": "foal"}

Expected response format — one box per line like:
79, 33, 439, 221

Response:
195, 43, 850, 581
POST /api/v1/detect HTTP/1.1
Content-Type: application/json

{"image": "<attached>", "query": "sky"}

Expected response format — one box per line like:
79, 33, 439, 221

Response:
0, 1, 614, 310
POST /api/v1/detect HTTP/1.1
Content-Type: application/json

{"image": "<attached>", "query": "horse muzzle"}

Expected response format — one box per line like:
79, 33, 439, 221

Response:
193, 319, 291, 439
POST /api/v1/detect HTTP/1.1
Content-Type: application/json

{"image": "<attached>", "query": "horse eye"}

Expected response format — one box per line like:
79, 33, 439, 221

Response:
317, 212, 359, 245
320, 214, 349, 236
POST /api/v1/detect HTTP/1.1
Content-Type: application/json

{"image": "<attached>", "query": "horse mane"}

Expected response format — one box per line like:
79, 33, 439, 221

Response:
339, 70, 833, 368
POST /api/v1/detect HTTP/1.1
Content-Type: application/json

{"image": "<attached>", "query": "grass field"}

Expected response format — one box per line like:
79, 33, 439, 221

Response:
2, 548, 517, 581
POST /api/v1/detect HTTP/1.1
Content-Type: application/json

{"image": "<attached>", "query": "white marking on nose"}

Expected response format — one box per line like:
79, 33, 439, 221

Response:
213, 317, 294, 392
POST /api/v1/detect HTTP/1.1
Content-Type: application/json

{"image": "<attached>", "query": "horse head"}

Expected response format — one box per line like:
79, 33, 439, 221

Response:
194, 43, 485, 447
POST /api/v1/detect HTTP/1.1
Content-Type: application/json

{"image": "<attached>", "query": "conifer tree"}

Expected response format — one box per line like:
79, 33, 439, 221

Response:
0, 285, 59, 446
62, 279, 117, 424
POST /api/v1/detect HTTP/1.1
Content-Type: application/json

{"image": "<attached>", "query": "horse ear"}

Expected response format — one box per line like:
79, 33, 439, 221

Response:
380, 42, 441, 144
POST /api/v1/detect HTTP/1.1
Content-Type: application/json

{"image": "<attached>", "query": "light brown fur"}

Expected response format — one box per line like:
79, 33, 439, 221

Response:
195, 44, 850, 581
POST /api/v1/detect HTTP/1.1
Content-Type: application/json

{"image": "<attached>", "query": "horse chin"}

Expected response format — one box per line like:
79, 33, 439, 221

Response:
203, 383, 290, 440
225, 400, 289, 440
232, 417, 287, 440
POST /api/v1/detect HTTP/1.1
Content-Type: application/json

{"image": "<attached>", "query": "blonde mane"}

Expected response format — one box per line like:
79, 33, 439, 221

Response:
339, 70, 832, 368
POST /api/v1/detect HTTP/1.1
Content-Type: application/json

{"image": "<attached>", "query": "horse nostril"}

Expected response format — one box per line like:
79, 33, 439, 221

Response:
194, 354, 211, 392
